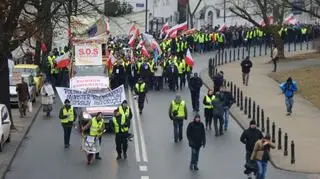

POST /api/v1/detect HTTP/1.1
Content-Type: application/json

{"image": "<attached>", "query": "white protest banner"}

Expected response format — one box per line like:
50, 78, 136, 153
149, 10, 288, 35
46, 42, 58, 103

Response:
56, 85, 126, 107
70, 76, 109, 89
75, 44, 102, 66
44, 84, 55, 96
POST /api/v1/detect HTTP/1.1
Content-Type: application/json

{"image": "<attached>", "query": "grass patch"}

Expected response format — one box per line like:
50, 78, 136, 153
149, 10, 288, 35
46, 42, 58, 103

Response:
284, 51, 320, 61
269, 66, 320, 109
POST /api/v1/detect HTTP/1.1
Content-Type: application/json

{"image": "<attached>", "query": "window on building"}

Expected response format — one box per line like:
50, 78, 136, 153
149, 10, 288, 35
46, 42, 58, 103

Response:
216, 9, 220, 18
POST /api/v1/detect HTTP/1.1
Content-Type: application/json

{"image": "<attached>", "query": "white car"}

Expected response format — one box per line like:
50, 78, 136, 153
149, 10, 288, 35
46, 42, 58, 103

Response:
0, 104, 11, 152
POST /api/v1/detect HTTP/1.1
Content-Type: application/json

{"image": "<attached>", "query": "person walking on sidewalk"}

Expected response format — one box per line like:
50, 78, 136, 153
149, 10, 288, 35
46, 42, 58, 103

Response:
280, 77, 298, 116
187, 114, 206, 171
41, 80, 55, 117
251, 134, 275, 179
240, 120, 263, 179
213, 71, 224, 94
134, 78, 148, 114
203, 89, 215, 130
113, 109, 129, 160
271, 44, 279, 72
221, 87, 234, 131
16, 77, 30, 118
59, 99, 77, 148
212, 92, 225, 136
169, 94, 188, 143
189, 73, 203, 112
241, 56, 253, 86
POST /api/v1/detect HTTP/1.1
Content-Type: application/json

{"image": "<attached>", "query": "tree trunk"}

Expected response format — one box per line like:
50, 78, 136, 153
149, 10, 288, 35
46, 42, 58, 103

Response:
34, 40, 41, 65
0, 41, 16, 129
274, 34, 285, 59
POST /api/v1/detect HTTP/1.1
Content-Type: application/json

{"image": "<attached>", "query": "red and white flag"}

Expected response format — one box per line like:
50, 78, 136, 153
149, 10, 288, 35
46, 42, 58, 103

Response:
128, 24, 138, 37
185, 49, 194, 66
283, 14, 297, 25
170, 30, 178, 38
128, 33, 137, 47
55, 52, 70, 68
259, 16, 273, 27
104, 17, 110, 34
141, 45, 150, 58
218, 24, 227, 32
166, 21, 187, 37
41, 42, 47, 52
107, 53, 117, 70
136, 40, 145, 49
160, 22, 170, 37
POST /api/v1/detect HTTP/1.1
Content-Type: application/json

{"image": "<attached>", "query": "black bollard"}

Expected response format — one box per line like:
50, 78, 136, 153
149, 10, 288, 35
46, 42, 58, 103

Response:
215, 68, 218, 76
266, 117, 270, 134
225, 50, 228, 64
242, 47, 245, 59
265, 42, 267, 55
294, 41, 296, 51
227, 81, 230, 87
238, 48, 240, 60
233, 49, 236, 61
237, 88, 240, 107
233, 84, 236, 99
288, 42, 291, 52
221, 51, 224, 65
230, 81, 233, 94
259, 44, 262, 56
248, 97, 252, 118
229, 50, 232, 63
215, 53, 218, 64
291, 140, 295, 164
244, 96, 248, 115
270, 44, 273, 58
218, 51, 221, 65
223, 80, 227, 87
253, 46, 256, 57
284, 133, 288, 156
300, 41, 302, 50
272, 122, 276, 143
278, 128, 282, 150
252, 101, 256, 121
240, 91, 243, 110
261, 109, 265, 132
257, 105, 260, 127
307, 40, 309, 50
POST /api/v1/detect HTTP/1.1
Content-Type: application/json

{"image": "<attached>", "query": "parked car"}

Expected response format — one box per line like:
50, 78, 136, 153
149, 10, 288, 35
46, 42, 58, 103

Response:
0, 104, 11, 152
9, 74, 36, 106
13, 64, 44, 95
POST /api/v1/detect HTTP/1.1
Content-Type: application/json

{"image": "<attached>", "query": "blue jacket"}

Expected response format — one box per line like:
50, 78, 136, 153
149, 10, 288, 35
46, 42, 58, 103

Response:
280, 81, 297, 98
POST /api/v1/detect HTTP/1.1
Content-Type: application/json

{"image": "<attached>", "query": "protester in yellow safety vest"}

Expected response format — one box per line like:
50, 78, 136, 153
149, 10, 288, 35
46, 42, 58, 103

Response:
177, 59, 186, 90
134, 78, 147, 114
118, 100, 133, 128
112, 109, 129, 160
59, 99, 76, 148
82, 112, 105, 160
169, 94, 188, 143
203, 90, 215, 130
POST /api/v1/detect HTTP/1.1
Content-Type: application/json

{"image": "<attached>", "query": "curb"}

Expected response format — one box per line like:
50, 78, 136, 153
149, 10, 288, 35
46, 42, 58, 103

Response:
1, 104, 42, 179
200, 67, 320, 175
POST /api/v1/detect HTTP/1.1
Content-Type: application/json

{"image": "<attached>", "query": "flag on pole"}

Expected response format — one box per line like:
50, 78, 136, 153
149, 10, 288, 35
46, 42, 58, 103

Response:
141, 45, 150, 58
170, 30, 178, 38
165, 21, 188, 38
136, 40, 145, 49
218, 24, 227, 32
107, 52, 117, 70
55, 52, 70, 68
259, 16, 273, 27
185, 49, 194, 66
283, 14, 297, 25
41, 42, 47, 53
160, 22, 170, 38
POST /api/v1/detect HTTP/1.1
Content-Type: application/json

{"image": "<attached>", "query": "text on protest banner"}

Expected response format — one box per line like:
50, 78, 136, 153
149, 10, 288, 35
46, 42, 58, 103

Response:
70, 76, 109, 89
75, 44, 102, 66
56, 85, 126, 107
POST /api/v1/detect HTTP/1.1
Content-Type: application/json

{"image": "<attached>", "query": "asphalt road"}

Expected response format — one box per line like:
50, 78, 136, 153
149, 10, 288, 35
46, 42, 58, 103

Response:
5, 43, 314, 179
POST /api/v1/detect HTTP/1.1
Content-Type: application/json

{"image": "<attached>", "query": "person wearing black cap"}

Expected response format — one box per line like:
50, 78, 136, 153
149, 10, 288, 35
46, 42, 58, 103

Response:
118, 100, 133, 128
187, 114, 206, 171
59, 99, 77, 148
189, 72, 203, 112
240, 120, 263, 179
134, 78, 148, 114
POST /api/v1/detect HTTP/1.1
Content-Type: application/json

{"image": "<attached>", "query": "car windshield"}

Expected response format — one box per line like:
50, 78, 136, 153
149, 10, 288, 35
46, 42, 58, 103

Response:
13, 68, 37, 77
74, 65, 107, 77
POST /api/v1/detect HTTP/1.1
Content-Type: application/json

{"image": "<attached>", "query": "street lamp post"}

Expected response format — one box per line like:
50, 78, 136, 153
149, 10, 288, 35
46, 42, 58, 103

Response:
145, 0, 148, 33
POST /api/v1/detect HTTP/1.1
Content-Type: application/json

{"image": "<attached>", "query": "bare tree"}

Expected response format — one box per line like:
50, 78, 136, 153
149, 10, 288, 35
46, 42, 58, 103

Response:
284, 0, 320, 19
229, 0, 288, 58
188, 0, 203, 28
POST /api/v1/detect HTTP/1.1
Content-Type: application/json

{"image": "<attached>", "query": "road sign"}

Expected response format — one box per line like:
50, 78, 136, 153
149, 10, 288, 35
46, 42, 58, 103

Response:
136, 3, 144, 8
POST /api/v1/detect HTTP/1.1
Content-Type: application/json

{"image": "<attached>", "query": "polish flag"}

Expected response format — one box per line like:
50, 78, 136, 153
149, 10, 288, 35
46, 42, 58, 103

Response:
260, 16, 273, 27
170, 30, 178, 38
128, 33, 137, 47
283, 14, 297, 25
185, 49, 194, 66
105, 17, 110, 34
41, 42, 47, 52
128, 24, 138, 37
218, 24, 227, 32
55, 52, 70, 68
141, 45, 150, 58
167, 21, 188, 36
136, 40, 145, 49
160, 22, 170, 38
107, 53, 117, 70
151, 40, 162, 55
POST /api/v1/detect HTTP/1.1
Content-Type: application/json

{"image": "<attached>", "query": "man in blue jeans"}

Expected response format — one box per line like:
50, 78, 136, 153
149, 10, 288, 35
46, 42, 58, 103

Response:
221, 87, 235, 131
187, 114, 206, 171
280, 77, 298, 116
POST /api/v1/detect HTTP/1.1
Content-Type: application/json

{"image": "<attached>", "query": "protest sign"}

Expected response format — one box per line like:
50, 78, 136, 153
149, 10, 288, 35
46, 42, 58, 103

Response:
11, 71, 22, 85
75, 44, 102, 66
56, 85, 125, 107
70, 76, 109, 89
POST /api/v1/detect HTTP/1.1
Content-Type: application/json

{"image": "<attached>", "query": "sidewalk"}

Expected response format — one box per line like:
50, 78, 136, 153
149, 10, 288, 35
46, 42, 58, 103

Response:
0, 102, 41, 178
201, 50, 320, 173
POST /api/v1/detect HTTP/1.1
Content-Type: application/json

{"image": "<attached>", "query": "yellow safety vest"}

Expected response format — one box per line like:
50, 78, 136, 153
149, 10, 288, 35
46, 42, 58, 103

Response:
171, 100, 186, 118
204, 95, 216, 109
113, 115, 128, 133
135, 83, 146, 93
61, 106, 74, 123
149, 61, 155, 73
177, 61, 185, 74
90, 117, 104, 136
119, 106, 130, 118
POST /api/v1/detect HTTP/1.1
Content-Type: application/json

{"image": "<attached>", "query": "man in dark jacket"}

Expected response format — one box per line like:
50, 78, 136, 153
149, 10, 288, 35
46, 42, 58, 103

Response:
240, 120, 263, 179
112, 61, 126, 89
241, 56, 253, 86
221, 87, 235, 131
189, 73, 203, 112
187, 114, 206, 171
212, 92, 225, 136
16, 77, 30, 117
213, 71, 224, 94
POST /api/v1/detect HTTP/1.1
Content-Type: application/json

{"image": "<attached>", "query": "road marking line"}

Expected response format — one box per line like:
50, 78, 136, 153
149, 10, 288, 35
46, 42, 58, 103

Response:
141, 176, 149, 179
128, 90, 141, 163
139, 165, 148, 171
133, 95, 149, 162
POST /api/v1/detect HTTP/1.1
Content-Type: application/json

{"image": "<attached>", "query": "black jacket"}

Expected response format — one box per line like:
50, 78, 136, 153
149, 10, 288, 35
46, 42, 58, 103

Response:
240, 128, 263, 152
212, 95, 224, 116
241, 59, 253, 73
222, 91, 234, 108
189, 77, 203, 92
187, 121, 206, 149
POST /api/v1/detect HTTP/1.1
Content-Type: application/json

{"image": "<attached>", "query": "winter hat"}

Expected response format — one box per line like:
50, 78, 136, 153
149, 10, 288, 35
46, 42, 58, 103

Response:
194, 114, 200, 119
249, 120, 256, 125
